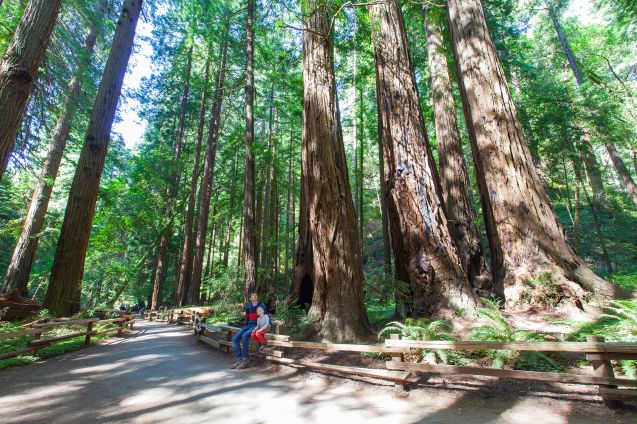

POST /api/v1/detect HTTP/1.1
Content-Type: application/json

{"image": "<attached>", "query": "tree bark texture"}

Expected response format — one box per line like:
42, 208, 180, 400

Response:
44, 0, 143, 316
447, 0, 622, 308
150, 43, 193, 310
370, 0, 478, 317
189, 35, 228, 304
424, 5, 491, 296
243, 0, 257, 299
300, 0, 369, 342
175, 42, 213, 306
0, 0, 63, 179
2, 13, 100, 296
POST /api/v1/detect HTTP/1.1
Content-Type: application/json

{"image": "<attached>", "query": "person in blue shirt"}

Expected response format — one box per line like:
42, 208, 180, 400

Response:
230, 292, 267, 369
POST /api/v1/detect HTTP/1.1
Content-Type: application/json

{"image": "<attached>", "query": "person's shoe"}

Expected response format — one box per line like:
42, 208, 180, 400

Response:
229, 360, 242, 369
236, 359, 251, 369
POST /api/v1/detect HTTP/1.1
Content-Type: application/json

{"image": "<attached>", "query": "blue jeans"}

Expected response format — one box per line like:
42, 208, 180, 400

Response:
232, 324, 256, 360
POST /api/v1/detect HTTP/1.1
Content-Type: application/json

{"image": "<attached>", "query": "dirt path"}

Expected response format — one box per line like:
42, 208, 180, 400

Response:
0, 320, 633, 424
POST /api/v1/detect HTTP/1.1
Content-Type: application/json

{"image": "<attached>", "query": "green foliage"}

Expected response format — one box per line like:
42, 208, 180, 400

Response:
379, 318, 457, 364
470, 298, 555, 369
273, 302, 311, 340
519, 273, 562, 307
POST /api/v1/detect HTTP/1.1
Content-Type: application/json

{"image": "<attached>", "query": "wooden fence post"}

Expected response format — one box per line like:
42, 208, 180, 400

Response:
117, 319, 124, 337
85, 322, 94, 346
31, 332, 41, 355
586, 335, 622, 409
390, 334, 407, 392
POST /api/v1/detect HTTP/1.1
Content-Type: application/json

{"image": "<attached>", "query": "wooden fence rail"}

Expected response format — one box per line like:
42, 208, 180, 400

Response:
384, 335, 637, 409
185, 314, 637, 408
0, 315, 135, 361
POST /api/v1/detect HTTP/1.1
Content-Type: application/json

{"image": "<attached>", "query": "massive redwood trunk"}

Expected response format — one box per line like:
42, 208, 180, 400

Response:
0, 0, 63, 179
243, 0, 257, 299
189, 35, 228, 304
447, 0, 623, 308
423, 5, 492, 297
605, 144, 637, 205
44, 0, 143, 316
2, 10, 101, 297
150, 43, 193, 310
370, 0, 478, 318
175, 42, 213, 306
299, 0, 369, 342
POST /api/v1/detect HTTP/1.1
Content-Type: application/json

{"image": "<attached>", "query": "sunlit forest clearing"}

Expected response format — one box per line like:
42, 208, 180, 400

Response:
1, 0, 637, 421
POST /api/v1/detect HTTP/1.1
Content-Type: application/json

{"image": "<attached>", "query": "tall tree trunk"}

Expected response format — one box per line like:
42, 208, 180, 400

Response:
0, 0, 63, 179
605, 144, 637, 205
447, 0, 623, 308
630, 146, 637, 175
300, 0, 369, 342
370, 0, 478, 317
189, 34, 228, 305
549, 7, 609, 203
223, 151, 239, 267
375, 68, 392, 280
259, 93, 275, 282
44, 0, 143, 316
284, 126, 294, 290
150, 43, 193, 310
357, 85, 364, 250
2, 11, 101, 296
423, 5, 491, 296
243, 0, 257, 299
175, 42, 213, 306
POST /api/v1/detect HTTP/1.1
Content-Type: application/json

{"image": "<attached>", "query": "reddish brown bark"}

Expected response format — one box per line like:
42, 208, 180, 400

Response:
300, 0, 369, 342
44, 0, 143, 316
175, 42, 213, 306
150, 43, 193, 310
447, 0, 623, 308
243, 0, 257, 298
2, 11, 100, 296
424, 5, 491, 296
370, 0, 478, 317
189, 35, 228, 304
0, 0, 63, 179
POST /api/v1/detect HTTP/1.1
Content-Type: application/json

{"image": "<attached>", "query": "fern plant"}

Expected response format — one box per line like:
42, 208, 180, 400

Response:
470, 298, 558, 370
379, 318, 458, 364
597, 299, 637, 378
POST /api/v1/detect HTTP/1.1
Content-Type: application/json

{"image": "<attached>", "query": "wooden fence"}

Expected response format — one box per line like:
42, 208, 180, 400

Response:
189, 313, 637, 408
0, 314, 135, 361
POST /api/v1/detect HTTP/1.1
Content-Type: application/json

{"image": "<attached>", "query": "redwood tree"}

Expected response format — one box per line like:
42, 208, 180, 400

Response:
150, 43, 193, 310
299, 0, 369, 342
243, 0, 266, 299
370, 0, 479, 317
446, 0, 623, 308
0, 0, 63, 179
423, 5, 491, 296
189, 34, 228, 304
44, 0, 143, 316
175, 42, 213, 306
2, 7, 102, 297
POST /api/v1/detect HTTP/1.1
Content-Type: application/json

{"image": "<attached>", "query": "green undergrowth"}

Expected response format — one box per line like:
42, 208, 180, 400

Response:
0, 314, 124, 370
376, 297, 637, 374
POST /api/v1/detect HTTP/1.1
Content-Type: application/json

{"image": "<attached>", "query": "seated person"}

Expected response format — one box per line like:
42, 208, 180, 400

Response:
230, 292, 266, 369
250, 306, 271, 351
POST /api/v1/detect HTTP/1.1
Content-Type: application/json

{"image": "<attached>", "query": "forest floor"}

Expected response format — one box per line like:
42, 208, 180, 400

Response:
0, 320, 634, 424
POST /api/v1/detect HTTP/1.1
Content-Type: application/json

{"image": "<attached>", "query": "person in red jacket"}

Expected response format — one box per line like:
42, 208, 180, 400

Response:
250, 306, 271, 351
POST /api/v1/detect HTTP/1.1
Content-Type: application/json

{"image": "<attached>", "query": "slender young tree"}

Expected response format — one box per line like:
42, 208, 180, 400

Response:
446, 0, 623, 307
44, 0, 143, 316
370, 0, 478, 317
0, 0, 63, 179
175, 41, 213, 306
2, 6, 102, 296
243, 0, 257, 298
150, 43, 193, 310
299, 0, 369, 341
423, 5, 491, 296
189, 33, 228, 304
